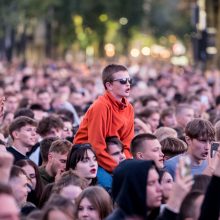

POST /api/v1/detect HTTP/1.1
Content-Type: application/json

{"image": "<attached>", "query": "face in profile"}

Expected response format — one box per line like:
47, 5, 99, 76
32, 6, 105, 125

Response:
22, 164, 37, 190
139, 139, 164, 169
50, 152, 68, 177
10, 174, 29, 207
77, 197, 100, 220
107, 144, 125, 164
146, 168, 162, 209
75, 150, 98, 180
160, 171, 173, 202
107, 71, 131, 101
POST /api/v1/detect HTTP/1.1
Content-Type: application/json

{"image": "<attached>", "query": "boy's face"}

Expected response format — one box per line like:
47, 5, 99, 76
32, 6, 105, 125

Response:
14, 124, 38, 147
107, 144, 125, 164
187, 137, 210, 161
177, 108, 194, 128
107, 71, 131, 100
137, 139, 164, 169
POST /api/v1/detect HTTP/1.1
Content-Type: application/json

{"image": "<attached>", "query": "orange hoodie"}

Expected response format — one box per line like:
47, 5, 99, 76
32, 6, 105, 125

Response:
74, 91, 134, 172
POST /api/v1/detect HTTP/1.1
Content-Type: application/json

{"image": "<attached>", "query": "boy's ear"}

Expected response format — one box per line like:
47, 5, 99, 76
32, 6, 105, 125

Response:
48, 153, 53, 162
136, 152, 143, 159
105, 82, 112, 91
12, 130, 19, 139
185, 135, 191, 144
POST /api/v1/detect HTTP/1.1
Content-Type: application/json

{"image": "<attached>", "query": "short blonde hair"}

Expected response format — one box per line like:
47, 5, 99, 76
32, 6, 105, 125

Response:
154, 127, 177, 142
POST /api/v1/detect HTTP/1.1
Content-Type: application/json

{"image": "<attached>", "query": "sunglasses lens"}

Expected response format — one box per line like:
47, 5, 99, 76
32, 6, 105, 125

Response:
128, 79, 132, 84
119, 79, 127, 84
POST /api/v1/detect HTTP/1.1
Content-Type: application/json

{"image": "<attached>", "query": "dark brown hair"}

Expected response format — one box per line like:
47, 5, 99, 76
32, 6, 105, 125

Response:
185, 118, 215, 141
36, 114, 64, 136
9, 116, 38, 139
15, 159, 43, 203
40, 137, 59, 163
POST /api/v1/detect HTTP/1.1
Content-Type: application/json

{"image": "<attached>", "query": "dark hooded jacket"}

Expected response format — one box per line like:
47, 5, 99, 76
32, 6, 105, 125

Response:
106, 159, 158, 220
106, 159, 178, 220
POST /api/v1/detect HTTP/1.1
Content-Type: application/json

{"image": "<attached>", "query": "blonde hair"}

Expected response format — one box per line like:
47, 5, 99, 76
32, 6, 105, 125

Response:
154, 127, 177, 142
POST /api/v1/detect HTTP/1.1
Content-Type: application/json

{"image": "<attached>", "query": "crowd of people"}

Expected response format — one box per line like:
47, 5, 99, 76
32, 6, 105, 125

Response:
0, 58, 220, 220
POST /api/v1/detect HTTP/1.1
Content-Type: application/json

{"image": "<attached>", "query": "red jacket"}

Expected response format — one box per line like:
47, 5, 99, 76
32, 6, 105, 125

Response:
74, 91, 134, 172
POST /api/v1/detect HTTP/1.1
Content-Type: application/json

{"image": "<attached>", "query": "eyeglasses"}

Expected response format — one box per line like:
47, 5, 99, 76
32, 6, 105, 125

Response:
112, 78, 132, 85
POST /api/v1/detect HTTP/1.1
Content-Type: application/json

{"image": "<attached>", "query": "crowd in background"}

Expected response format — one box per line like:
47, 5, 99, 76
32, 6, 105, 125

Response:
0, 58, 220, 220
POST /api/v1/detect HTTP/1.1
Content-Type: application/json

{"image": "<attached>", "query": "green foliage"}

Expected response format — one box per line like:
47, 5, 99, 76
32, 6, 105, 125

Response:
148, 0, 192, 39
0, 0, 192, 56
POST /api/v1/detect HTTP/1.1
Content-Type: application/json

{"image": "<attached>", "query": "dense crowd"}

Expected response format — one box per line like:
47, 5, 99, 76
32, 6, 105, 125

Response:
0, 59, 220, 220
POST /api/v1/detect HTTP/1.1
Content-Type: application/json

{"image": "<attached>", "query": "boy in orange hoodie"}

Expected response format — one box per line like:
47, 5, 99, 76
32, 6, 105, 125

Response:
74, 64, 134, 172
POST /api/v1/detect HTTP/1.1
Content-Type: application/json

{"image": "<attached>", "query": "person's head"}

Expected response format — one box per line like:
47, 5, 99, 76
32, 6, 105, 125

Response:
160, 137, 188, 160
137, 107, 160, 132
66, 143, 98, 185
159, 170, 173, 203
160, 107, 177, 128
102, 64, 131, 101
56, 109, 74, 124
187, 95, 203, 118
140, 95, 159, 109
15, 159, 43, 198
105, 136, 125, 164
0, 183, 20, 220
37, 114, 64, 138
57, 84, 71, 101
5, 92, 19, 113
14, 108, 35, 119
179, 191, 204, 220
53, 170, 86, 204
175, 104, 195, 129
40, 137, 59, 165
131, 133, 164, 168
75, 186, 113, 220
29, 103, 48, 121
60, 116, 74, 139
9, 116, 38, 147
37, 89, 52, 111
185, 119, 215, 162
9, 165, 29, 207
154, 126, 178, 142
47, 139, 72, 177
43, 194, 75, 220
112, 160, 162, 219
42, 206, 71, 220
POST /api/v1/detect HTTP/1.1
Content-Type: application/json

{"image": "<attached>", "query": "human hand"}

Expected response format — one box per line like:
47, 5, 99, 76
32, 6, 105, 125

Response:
203, 147, 220, 176
55, 168, 64, 182
166, 157, 194, 213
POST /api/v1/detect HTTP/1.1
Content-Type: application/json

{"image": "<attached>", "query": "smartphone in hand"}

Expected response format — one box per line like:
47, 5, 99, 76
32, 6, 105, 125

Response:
180, 155, 191, 177
211, 142, 220, 158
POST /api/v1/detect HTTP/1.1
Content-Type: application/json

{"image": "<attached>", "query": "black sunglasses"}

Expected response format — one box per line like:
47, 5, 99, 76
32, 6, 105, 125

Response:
112, 78, 132, 85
